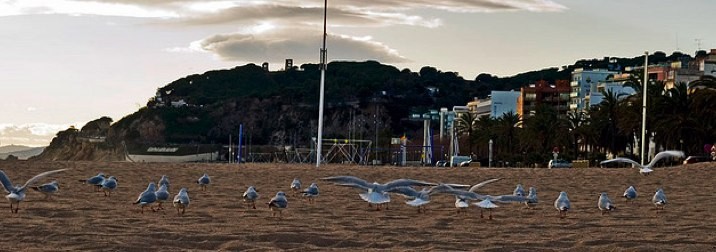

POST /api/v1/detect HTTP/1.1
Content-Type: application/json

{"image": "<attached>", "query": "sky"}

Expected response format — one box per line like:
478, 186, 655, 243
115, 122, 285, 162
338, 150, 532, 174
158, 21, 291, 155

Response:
1, 0, 715, 147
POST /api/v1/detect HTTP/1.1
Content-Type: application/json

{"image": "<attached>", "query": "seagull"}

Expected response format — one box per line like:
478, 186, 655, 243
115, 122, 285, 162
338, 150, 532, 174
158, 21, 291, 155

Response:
268, 191, 288, 217
598, 192, 616, 215
101, 176, 117, 197
389, 184, 456, 213
290, 178, 301, 194
554, 191, 571, 218
133, 182, 157, 214
623, 186, 637, 204
79, 172, 105, 191
158, 175, 170, 191
523, 187, 538, 209
196, 173, 210, 191
455, 196, 470, 215
0, 169, 68, 213
302, 183, 319, 204
155, 184, 170, 210
173, 187, 190, 216
30, 180, 60, 200
242, 186, 259, 209
320, 176, 437, 210
513, 184, 525, 197
600, 150, 685, 175
443, 178, 503, 214
652, 188, 667, 214
474, 198, 500, 219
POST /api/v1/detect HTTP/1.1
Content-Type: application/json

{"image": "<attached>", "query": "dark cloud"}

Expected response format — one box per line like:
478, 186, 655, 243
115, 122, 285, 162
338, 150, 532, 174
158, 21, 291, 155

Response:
198, 29, 408, 64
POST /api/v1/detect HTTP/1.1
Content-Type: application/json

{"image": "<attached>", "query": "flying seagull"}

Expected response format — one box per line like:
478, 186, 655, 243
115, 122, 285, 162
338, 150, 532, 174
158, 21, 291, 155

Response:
0, 169, 68, 213
320, 175, 437, 210
600, 150, 685, 175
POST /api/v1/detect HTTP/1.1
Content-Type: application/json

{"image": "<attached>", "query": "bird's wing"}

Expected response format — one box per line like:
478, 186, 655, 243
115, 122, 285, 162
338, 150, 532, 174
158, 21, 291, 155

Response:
387, 186, 420, 197
0, 170, 15, 193
383, 179, 437, 191
600, 157, 641, 168
443, 189, 488, 200
648, 150, 685, 168
468, 178, 502, 192
490, 194, 527, 203
427, 184, 460, 195
320, 176, 371, 190
19, 169, 68, 191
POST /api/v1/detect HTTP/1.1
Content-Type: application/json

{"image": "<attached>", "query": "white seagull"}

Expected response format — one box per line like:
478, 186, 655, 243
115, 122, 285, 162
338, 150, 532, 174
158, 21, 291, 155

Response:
155, 184, 170, 210
173, 187, 190, 216
513, 184, 525, 197
158, 175, 170, 190
598, 192, 616, 215
302, 183, 319, 204
522, 187, 539, 209
242, 186, 259, 209
0, 169, 68, 213
290, 178, 302, 194
101, 176, 118, 197
623, 186, 637, 204
133, 182, 157, 214
554, 191, 571, 218
196, 173, 211, 191
268, 191, 288, 217
600, 150, 685, 175
389, 184, 457, 213
320, 176, 437, 210
652, 188, 667, 214
30, 180, 60, 200
79, 172, 105, 191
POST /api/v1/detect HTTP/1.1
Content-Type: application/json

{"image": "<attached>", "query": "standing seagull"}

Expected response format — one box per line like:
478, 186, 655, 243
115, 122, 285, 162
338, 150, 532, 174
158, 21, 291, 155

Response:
79, 172, 105, 191
623, 186, 638, 204
302, 183, 319, 204
0, 169, 68, 213
158, 175, 170, 191
133, 182, 157, 214
101, 176, 118, 197
196, 173, 211, 191
290, 178, 302, 194
155, 184, 170, 210
652, 188, 667, 214
599, 150, 685, 175
598, 192, 616, 215
554, 191, 571, 218
513, 184, 525, 197
524, 187, 539, 209
30, 180, 60, 200
268, 191, 288, 217
173, 188, 190, 216
242, 186, 259, 209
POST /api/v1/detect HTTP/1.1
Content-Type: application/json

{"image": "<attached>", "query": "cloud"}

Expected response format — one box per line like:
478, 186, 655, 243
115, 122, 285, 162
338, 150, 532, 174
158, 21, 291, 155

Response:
0, 123, 76, 147
195, 29, 408, 64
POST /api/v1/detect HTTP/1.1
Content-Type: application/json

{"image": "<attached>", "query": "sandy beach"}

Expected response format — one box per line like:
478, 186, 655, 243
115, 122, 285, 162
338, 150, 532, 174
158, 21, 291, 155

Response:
0, 161, 715, 251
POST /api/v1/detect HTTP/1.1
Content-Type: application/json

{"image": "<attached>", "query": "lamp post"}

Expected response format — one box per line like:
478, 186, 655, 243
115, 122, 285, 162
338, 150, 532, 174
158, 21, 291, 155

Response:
489, 139, 493, 168
316, 0, 328, 167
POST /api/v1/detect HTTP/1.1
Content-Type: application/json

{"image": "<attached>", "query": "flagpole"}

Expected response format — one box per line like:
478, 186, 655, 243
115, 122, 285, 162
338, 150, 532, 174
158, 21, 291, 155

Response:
316, 0, 328, 167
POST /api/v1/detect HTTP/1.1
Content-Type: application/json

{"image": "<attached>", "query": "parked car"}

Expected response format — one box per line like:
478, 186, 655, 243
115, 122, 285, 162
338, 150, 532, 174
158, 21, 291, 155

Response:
548, 159, 572, 169
683, 155, 712, 165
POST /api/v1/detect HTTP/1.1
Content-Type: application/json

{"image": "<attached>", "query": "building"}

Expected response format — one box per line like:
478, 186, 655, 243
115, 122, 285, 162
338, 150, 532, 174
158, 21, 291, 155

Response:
466, 90, 520, 119
699, 49, 716, 78
569, 68, 619, 111
518, 80, 571, 120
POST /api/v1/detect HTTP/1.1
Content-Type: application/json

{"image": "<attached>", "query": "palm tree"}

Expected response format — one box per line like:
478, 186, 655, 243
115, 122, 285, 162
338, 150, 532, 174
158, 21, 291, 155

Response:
565, 110, 587, 158
454, 112, 478, 155
591, 89, 625, 155
496, 111, 521, 158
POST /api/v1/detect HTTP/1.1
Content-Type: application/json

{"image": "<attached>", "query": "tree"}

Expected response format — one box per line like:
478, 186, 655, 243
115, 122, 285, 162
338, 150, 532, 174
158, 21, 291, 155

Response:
495, 111, 521, 159
454, 112, 478, 155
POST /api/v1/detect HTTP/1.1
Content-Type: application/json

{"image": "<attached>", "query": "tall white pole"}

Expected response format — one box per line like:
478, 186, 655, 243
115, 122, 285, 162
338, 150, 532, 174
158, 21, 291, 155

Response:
640, 51, 648, 165
316, 0, 328, 167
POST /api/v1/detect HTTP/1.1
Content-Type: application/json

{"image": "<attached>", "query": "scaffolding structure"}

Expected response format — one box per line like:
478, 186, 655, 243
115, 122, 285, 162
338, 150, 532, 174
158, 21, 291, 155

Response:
312, 138, 372, 164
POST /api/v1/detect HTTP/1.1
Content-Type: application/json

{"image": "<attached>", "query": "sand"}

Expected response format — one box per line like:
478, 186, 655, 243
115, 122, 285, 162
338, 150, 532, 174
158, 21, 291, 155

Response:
0, 161, 715, 251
